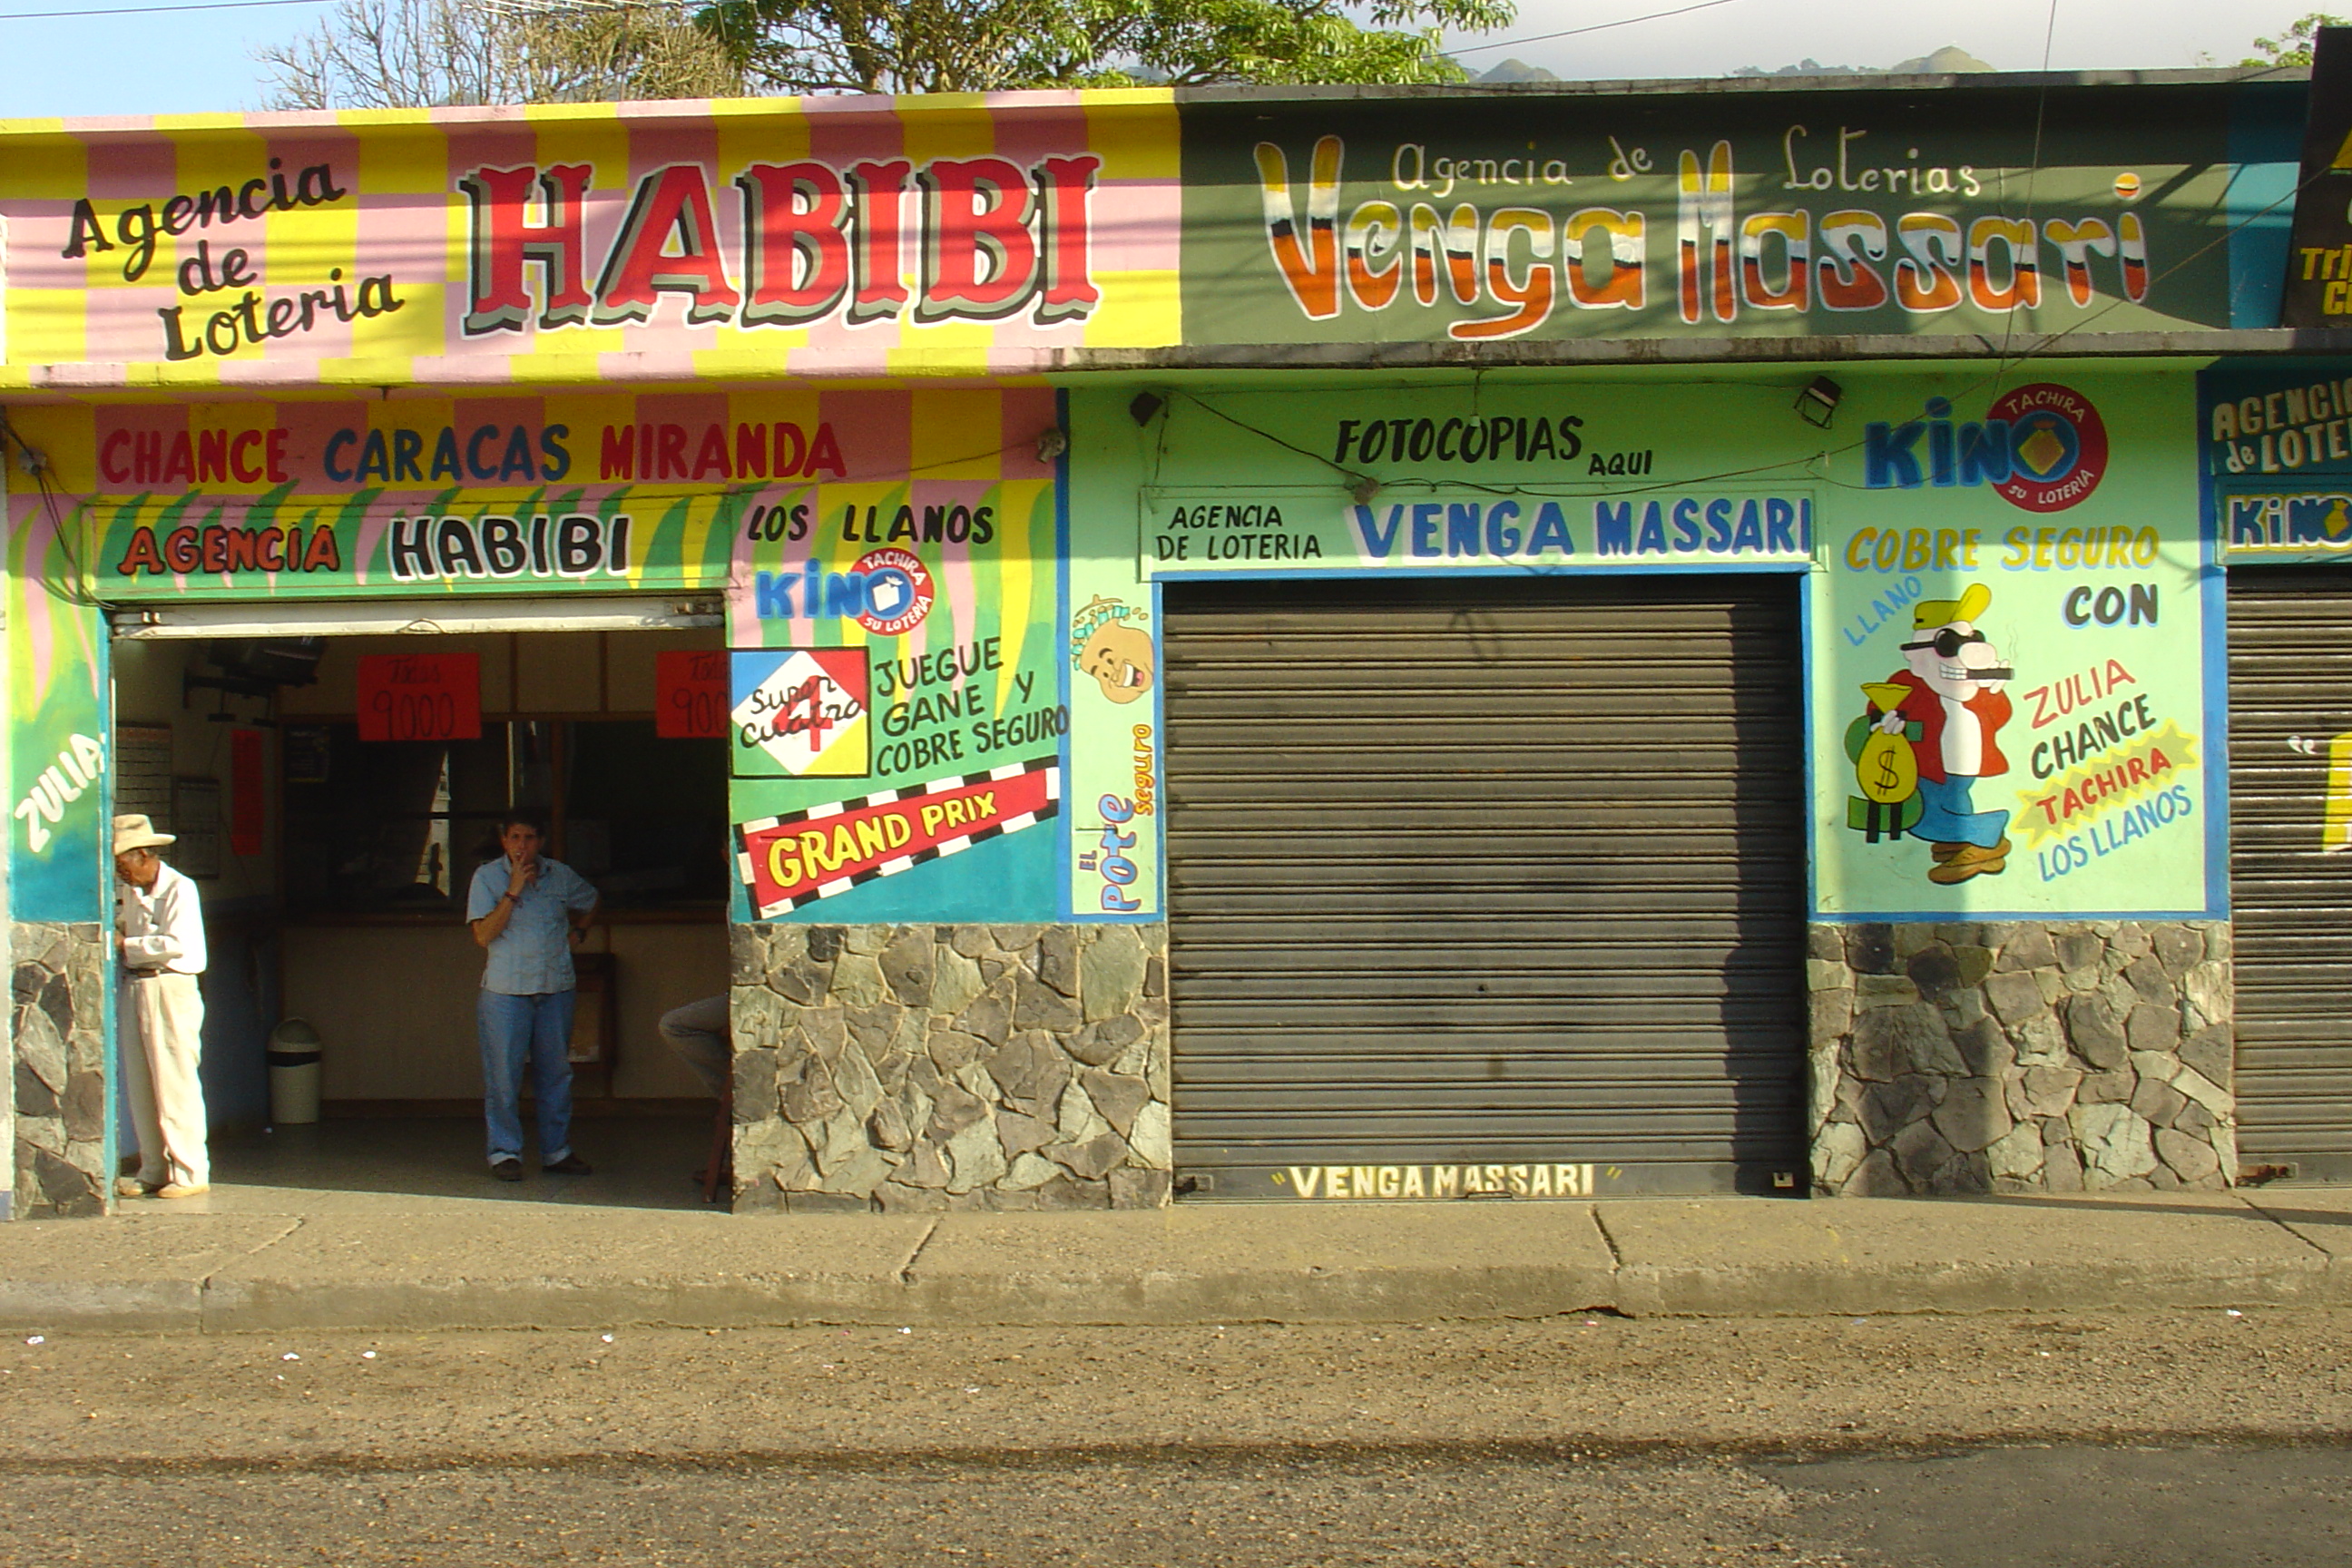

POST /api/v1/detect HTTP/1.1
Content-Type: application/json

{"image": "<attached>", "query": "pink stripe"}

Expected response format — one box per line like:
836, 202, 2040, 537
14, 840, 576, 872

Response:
825, 390, 911, 485
999, 388, 1057, 482
15, 504, 58, 698
918, 479, 994, 686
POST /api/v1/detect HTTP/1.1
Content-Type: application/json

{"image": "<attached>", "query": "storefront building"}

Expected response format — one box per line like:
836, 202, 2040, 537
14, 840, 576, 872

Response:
0, 66, 2315, 1217
2206, 358, 2352, 1185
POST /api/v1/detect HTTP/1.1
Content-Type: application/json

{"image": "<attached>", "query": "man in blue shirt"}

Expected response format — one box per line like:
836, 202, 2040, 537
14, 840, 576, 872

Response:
467, 811, 600, 1181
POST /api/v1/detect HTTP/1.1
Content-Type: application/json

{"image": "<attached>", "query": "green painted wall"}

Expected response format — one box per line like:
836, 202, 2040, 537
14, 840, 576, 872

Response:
1066, 363, 2217, 921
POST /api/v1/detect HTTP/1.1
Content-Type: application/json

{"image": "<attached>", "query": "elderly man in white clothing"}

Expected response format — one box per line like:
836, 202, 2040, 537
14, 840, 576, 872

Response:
113, 814, 210, 1199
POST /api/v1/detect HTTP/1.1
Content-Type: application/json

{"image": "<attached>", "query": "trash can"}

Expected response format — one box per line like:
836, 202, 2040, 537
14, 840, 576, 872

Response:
267, 1019, 323, 1125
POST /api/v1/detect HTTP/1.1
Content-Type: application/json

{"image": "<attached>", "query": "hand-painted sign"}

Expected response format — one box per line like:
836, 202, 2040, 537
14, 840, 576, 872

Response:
730, 648, 871, 777
735, 759, 1060, 917
356, 652, 482, 742
1069, 371, 2216, 922
2203, 363, 2352, 563
0, 95, 1181, 389
1, 81, 2289, 393
1182, 83, 2255, 346
1142, 489, 1812, 574
1278, 1161, 1600, 1200
656, 650, 729, 739
72, 392, 928, 601
1816, 372, 2214, 916
2279, 27, 2352, 328
720, 387, 1066, 922
459, 153, 1106, 338
1863, 384, 2110, 512
10, 386, 1070, 926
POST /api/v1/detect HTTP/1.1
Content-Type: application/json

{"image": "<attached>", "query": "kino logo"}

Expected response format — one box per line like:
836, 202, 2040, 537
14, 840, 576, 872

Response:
1863, 382, 2106, 512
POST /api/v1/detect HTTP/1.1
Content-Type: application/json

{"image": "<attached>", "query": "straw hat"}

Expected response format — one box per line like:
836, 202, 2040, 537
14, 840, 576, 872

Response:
113, 815, 175, 856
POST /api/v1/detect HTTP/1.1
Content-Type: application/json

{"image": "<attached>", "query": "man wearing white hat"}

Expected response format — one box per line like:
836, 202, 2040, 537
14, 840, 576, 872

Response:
113, 814, 210, 1198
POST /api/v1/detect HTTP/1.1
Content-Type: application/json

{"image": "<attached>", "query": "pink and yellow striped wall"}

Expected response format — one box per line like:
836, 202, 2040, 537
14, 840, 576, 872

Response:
0, 91, 1180, 392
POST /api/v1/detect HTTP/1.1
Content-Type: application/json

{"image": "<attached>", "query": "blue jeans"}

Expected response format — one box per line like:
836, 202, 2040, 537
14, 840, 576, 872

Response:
1913, 773, 2010, 849
478, 989, 576, 1167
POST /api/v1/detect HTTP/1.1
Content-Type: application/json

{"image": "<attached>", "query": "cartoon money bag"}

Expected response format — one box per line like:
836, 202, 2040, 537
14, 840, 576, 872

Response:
1847, 684, 1923, 840
1843, 582, 2016, 887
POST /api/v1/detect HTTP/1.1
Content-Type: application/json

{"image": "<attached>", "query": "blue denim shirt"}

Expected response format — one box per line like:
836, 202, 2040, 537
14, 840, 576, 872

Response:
467, 857, 597, 996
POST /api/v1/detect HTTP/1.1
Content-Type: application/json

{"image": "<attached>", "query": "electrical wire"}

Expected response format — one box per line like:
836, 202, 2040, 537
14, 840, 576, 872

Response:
1446, 0, 1744, 59
1992, 0, 2066, 390
0, 414, 93, 603
10, 70, 2325, 542
0, 0, 324, 22
1161, 139, 2335, 512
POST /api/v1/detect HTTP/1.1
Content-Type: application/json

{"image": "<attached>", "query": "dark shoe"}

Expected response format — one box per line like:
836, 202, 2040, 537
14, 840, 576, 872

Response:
491, 1158, 524, 1182
543, 1153, 593, 1176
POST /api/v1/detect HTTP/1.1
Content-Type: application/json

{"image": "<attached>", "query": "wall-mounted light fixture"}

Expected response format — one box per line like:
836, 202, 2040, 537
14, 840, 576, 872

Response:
1348, 475, 1381, 506
1035, 426, 1068, 463
1128, 392, 1165, 427
1795, 376, 1843, 429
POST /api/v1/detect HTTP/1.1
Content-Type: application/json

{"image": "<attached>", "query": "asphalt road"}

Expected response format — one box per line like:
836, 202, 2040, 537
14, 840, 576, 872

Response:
0, 1310, 2345, 1566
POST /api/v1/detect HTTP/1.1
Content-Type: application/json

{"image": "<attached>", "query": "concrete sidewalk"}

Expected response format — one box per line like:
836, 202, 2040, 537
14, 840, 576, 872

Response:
1, 1186, 2347, 1335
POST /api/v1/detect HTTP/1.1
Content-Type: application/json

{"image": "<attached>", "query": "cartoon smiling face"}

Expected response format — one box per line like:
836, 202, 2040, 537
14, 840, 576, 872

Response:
1899, 583, 2012, 701
1081, 622, 1154, 704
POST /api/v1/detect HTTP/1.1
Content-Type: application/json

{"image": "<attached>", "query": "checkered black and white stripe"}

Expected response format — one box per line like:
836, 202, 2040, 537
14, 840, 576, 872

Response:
733, 757, 1062, 918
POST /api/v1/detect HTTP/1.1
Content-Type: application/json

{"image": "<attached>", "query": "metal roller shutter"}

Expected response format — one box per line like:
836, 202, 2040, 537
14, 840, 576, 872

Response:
1162, 574, 1808, 1200
2228, 568, 2352, 1183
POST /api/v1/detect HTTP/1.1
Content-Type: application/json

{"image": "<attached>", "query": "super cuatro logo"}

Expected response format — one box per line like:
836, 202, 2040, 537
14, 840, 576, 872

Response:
1863, 382, 2107, 512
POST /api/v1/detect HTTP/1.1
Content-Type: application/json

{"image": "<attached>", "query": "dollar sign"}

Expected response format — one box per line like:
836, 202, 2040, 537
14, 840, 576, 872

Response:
1872, 747, 1901, 793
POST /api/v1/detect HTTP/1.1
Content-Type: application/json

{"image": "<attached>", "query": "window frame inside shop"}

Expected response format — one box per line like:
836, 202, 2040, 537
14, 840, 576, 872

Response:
279, 715, 730, 919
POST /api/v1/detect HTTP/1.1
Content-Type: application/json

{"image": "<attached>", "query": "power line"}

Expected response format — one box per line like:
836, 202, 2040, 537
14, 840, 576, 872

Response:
0, 0, 325, 22
1448, 0, 1745, 59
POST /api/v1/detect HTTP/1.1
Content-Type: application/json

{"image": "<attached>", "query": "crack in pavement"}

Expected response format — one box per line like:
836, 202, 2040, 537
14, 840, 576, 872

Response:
196, 1215, 307, 1333
1590, 1203, 1625, 1269
2232, 1191, 2344, 1260
896, 1218, 942, 1285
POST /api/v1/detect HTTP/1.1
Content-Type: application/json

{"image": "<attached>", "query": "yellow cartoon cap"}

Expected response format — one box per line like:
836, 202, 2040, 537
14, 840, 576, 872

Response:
1912, 582, 1991, 631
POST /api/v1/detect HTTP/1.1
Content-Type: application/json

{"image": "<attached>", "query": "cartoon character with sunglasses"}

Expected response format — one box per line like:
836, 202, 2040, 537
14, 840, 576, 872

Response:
1866, 583, 2016, 886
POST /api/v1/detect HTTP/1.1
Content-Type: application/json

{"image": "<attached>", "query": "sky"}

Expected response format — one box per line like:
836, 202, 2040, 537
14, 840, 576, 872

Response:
0, 0, 2314, 120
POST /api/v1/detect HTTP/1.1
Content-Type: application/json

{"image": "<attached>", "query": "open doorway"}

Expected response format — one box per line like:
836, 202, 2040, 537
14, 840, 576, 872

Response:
109, 618, 731, 1211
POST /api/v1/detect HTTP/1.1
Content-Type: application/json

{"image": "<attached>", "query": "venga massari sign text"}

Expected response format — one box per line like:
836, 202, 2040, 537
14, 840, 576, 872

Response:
460, 155, 1102, 335
1188, 87, 2240, 345
1251, 136, 2148, 340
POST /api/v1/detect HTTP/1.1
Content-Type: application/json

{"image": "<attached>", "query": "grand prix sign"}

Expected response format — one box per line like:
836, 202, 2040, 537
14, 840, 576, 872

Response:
734, 759, 1059, 916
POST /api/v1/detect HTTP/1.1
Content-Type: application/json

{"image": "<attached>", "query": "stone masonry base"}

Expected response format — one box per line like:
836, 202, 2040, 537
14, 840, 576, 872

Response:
12, 921, 108, 1219
729, 923, 1171, 1212
1808, 919, 2233, 1196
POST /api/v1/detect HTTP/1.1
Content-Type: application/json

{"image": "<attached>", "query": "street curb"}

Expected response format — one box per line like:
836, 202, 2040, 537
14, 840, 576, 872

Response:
5, 1196, 2347, 1334
0, 1259, 2342, 1335
0, 1281, 202, 1335
1610, 1258, 2352, 1317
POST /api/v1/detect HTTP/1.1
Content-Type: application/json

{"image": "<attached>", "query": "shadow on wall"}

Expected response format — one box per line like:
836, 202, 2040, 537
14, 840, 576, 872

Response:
1721, 578, 1812, 1194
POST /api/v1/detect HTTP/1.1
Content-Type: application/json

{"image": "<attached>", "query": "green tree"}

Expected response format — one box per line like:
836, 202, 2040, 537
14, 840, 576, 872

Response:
696, 0, 1517, 96
2242, 13, 2349, 67
257, 0, 744, 111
